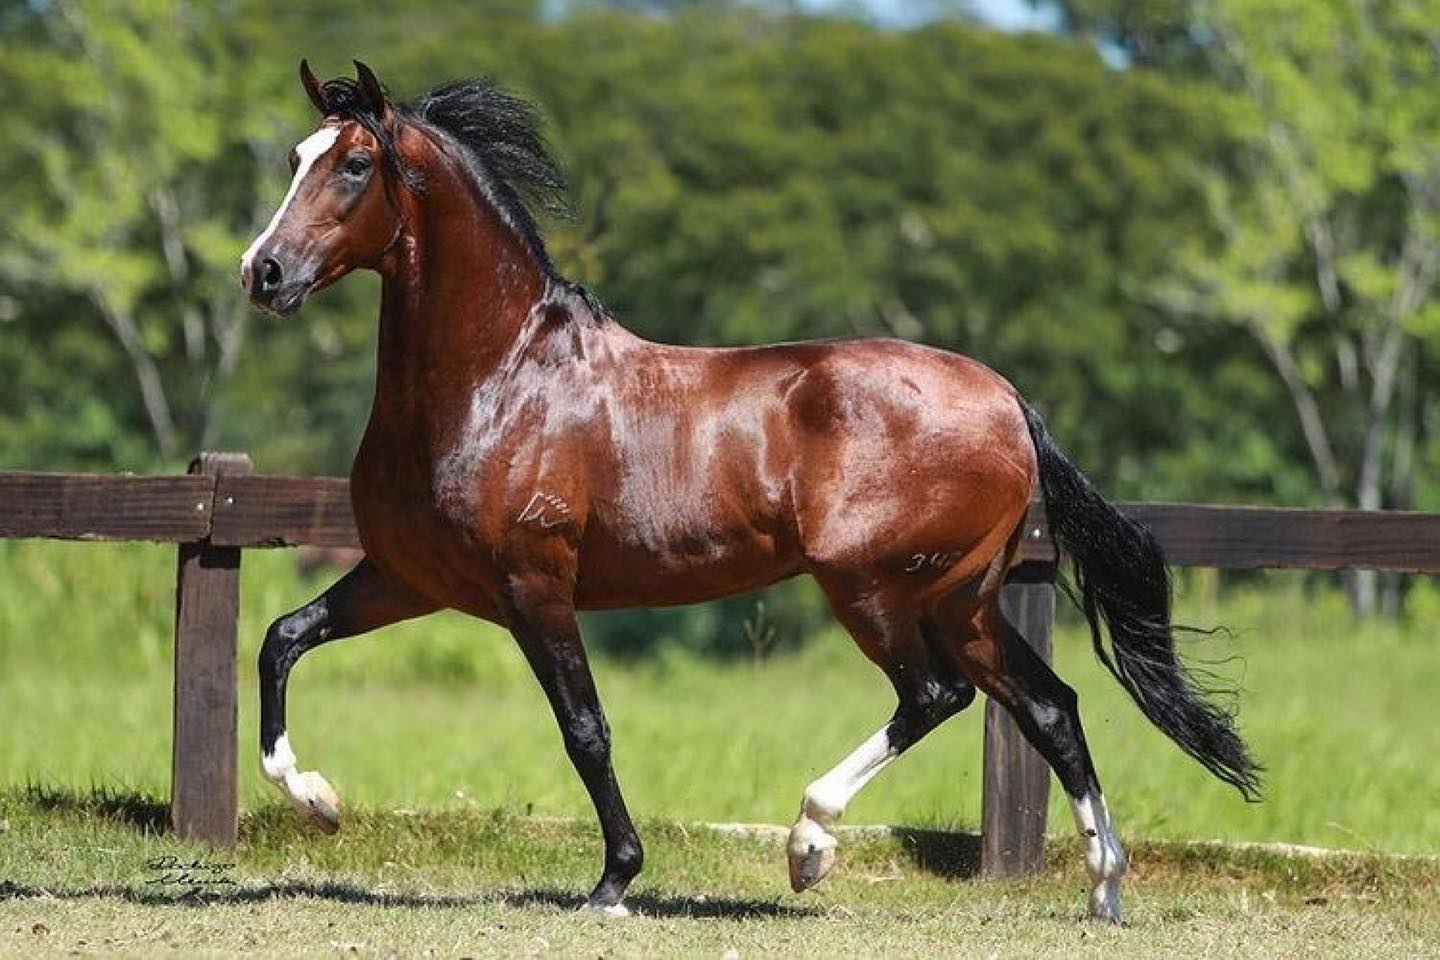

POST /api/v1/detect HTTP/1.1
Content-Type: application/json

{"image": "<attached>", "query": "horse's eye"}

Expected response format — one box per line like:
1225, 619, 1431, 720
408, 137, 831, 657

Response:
342, 155, 371, 178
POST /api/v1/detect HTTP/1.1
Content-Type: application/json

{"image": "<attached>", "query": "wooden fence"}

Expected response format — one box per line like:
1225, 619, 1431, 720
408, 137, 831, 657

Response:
5, 454, 1440, 874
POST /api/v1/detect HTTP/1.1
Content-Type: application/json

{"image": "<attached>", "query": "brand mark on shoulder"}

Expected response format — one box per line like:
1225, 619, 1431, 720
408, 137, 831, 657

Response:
517, 492, 572, 530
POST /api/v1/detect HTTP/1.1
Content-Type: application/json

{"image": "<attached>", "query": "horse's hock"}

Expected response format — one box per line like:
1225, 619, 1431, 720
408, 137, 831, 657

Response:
4, 453, 1440, 870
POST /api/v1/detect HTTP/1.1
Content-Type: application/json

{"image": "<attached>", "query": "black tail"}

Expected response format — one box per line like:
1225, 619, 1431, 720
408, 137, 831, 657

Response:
1018, 398, 1262, 800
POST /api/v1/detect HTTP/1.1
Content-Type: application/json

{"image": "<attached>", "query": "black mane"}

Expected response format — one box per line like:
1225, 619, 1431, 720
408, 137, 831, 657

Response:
317, 75, 568, 279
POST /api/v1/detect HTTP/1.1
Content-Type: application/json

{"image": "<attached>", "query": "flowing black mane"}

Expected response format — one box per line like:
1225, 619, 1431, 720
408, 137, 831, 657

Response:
317, 75, 568, 280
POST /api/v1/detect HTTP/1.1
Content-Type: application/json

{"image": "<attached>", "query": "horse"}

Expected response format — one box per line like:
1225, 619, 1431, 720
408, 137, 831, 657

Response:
241, 60, 1260, 923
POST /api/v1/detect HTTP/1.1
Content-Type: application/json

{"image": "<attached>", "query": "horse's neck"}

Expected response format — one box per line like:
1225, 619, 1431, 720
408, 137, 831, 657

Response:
370, 183, 548, 450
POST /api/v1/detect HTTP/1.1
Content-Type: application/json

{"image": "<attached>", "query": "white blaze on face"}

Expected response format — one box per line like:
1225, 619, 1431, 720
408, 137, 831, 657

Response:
240, 126, 341, 278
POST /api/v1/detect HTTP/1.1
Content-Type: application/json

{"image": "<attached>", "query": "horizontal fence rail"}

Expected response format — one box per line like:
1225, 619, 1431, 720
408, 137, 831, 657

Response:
9, 469, 1440, 572
3, 460, 1438, 872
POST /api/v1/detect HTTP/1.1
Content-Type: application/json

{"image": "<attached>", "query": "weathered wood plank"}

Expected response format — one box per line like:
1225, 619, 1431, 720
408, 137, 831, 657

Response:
4, 468, 1440, 572
1124, 502, 1440, 573
1016, 501, 1057, 564
0, 473, 213, 542
171, 453, 250, 846
1019, 500, 1440, 573
210, 474, 357, 548
981, 564, 1057, 878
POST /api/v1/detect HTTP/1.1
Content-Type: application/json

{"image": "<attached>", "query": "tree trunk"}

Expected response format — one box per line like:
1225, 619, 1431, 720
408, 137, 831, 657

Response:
93, 294, 178, 459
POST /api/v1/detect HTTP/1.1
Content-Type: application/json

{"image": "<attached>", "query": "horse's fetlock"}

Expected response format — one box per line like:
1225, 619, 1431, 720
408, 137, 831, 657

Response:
612, 838, 644, 879
802, 782, 845, 823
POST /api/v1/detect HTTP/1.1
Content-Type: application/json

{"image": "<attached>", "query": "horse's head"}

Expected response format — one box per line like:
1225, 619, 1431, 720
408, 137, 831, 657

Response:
241, 61, 413, 316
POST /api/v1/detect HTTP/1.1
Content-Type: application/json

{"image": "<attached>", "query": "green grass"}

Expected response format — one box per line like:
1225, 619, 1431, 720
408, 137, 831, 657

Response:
1, 788, 1437, 958
2, 539, 1437, 853
3, 539, 1440, 955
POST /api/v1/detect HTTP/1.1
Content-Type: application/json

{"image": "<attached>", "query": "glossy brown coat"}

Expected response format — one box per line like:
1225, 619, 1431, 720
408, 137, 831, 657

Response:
244, 65, 1253, 920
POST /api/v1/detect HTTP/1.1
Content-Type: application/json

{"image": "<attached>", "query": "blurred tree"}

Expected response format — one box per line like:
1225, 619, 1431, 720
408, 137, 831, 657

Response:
0, 0, 1361, 646
1148, 0, 1440, 613
1049, 0, 1201, 66
507, 8, 1283, 652
0, 0, 303, 463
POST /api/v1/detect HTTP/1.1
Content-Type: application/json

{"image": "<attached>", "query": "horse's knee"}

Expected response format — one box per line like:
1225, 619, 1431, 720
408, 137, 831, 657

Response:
259, 619, 288, 674
562, 709, 611, 766
260, 605, 326, 679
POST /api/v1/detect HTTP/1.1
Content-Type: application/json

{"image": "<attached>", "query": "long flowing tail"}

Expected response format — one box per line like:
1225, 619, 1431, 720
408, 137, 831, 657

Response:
1018, 397, 1262, 799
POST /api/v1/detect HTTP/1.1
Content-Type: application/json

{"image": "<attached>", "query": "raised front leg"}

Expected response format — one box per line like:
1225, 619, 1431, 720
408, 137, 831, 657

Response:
504, 574, 643, 916
258, 558, 435, 831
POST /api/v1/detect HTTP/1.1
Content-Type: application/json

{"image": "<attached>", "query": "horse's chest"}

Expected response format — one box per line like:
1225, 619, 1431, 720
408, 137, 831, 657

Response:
348, 435, 512, 609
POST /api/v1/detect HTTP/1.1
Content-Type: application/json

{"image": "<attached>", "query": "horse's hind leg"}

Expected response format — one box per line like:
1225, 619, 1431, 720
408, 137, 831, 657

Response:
931, 593, 1127, 922
259, 558, 435, 832
787, 578, 977, 891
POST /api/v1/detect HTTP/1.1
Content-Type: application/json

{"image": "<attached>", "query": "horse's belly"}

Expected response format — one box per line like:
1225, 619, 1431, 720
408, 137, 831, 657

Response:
573, 526, 801, 609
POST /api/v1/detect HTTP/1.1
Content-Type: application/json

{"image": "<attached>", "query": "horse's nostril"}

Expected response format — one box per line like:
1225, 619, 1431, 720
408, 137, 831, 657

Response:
260, 257, 283, 294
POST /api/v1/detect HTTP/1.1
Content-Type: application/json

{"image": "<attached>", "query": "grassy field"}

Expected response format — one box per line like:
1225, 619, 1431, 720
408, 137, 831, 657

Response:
2, 539, 1439, 955
1, 789, 1437, 958
3, 539, 1438, 850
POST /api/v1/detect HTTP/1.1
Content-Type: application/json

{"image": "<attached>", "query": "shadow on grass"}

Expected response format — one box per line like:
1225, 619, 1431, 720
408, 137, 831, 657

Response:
0, 879, 808, 919
891, 827, 983, 880
22, 784, 169, 835
8, 785, 971, 914
504, 887, 812, 919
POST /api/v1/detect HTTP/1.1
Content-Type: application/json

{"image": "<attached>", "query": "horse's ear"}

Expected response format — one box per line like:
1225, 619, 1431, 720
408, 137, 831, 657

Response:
299, 59, 328, 115
353, 60, 392, 122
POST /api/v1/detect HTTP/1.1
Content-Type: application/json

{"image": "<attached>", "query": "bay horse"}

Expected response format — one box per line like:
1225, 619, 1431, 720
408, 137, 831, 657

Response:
241, 61, 1260, 923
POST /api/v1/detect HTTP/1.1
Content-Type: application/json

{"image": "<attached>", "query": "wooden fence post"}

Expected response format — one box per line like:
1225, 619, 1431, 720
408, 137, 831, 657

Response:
981, 559, 1058, 877
171, 452, 250, 845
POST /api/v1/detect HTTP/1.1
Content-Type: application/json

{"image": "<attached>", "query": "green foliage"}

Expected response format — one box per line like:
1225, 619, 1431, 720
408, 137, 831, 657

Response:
2, 0, 1435, 643
1147, 0, 1440, 551
0, 0, 1307, 502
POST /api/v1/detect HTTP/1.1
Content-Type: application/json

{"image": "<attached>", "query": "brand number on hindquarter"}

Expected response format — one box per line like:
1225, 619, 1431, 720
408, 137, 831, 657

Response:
904, 552, 956, 574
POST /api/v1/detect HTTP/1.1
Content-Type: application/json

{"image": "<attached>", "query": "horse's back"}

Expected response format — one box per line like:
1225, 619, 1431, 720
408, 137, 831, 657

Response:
575, 332, 1033, 609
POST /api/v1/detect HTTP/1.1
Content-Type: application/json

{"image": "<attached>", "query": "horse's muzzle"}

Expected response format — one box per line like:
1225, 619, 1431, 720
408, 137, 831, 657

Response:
243, 250, 312, 316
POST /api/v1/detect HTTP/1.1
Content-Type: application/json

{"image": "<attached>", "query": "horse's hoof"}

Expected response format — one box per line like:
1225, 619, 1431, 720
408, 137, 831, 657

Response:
580, 900, 630, 918
787, 817, 838, 892
293, 771, 341, 834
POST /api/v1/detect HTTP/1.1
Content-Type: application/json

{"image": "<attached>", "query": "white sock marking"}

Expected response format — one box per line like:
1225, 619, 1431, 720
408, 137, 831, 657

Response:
261, 731, 325, 811
801, 726, 898, 825
1069, 792, 1127, 921
261, 732, 297, 782
787, 725, 900, 889
240, 126, 340, 277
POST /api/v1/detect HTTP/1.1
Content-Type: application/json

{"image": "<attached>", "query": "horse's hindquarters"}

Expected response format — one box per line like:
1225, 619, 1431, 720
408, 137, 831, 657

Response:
784, 342, 1037, 604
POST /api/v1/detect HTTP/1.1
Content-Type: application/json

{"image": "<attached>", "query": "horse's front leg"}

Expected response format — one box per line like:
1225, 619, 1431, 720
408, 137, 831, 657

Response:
503, 573, 643, 916
259, 558, 436, 832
